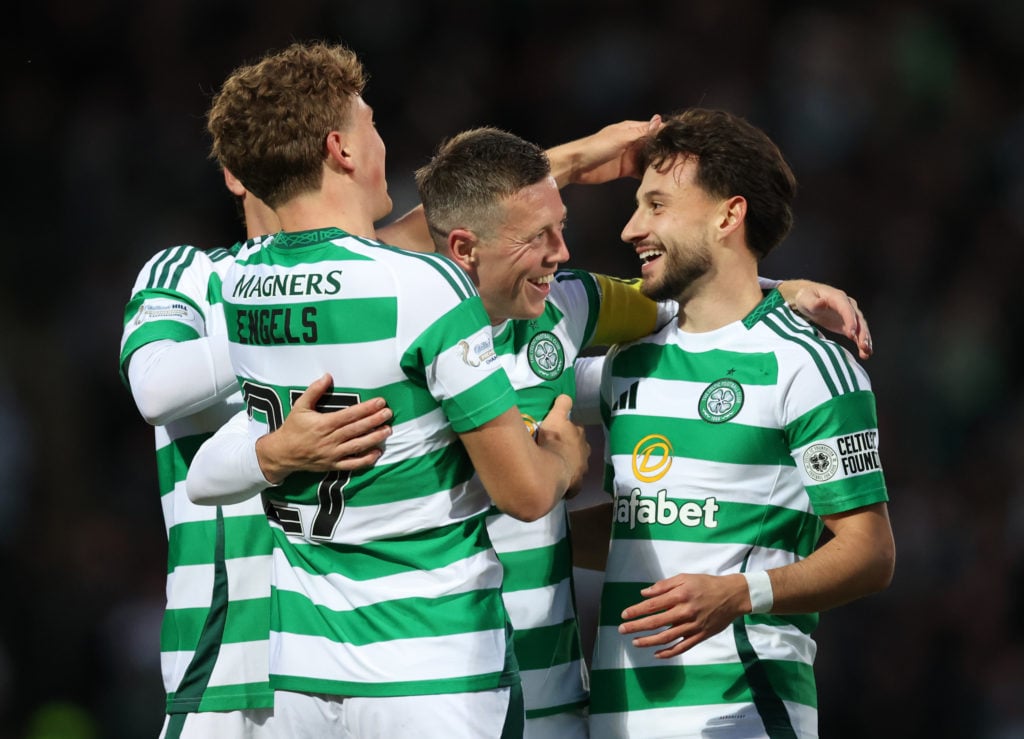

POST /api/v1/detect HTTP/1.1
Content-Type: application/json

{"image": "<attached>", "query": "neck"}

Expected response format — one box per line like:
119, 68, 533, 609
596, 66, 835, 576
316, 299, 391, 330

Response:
242, 210, 280, 240
675, 252, 763, 333
273, 190, 377, 240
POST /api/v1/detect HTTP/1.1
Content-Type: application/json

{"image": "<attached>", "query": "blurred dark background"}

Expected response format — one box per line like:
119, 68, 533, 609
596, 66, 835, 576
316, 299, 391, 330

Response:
3, 0, 1023, 737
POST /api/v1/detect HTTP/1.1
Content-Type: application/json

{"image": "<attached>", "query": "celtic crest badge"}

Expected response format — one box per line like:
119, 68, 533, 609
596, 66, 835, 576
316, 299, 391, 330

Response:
527, 331, 565, 380
698, 378, 744, 424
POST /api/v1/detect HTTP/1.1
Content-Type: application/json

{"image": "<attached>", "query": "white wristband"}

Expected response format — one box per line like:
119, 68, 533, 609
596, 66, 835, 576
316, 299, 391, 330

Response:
744, 571, 774, 614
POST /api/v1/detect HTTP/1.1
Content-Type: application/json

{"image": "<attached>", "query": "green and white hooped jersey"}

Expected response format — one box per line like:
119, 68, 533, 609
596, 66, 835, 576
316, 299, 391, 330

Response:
486, 271, 595, 727
589, 291, 888, 739
119, 241, 275, 713
222, 227, 519, 698
487, 270, 675, 733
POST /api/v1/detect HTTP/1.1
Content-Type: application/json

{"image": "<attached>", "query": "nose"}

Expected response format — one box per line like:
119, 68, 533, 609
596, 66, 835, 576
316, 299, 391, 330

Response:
550, 227, 570, 265
621, 208, 643, 244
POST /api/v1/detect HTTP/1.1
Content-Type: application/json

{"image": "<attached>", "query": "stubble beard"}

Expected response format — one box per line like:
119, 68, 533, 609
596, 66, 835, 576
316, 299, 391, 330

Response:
640, 239, 712, 303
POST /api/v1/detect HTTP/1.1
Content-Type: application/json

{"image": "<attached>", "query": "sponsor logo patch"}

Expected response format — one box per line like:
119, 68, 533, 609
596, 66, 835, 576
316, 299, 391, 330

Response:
803, 443, 839, 482
458, 331, 499, 368
615, 489, 720, 530
632, 434, 673, 483
133, 300, 192, 325
800, 430, 882, 484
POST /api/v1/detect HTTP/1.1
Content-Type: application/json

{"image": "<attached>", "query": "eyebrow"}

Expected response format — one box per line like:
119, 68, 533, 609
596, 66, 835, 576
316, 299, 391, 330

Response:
636, 189, 669, 204
511, 208, 569, 241
535, 207, 568, 230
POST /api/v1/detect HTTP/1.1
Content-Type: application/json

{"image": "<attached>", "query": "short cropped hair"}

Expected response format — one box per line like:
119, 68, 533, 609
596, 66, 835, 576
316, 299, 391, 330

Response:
639, 109, 797, 259
414, 127, 552, 251
207, 42, 366, 208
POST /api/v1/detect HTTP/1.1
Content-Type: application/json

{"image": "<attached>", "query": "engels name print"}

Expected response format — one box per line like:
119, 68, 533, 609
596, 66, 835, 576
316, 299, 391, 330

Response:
230, 269, 343, 346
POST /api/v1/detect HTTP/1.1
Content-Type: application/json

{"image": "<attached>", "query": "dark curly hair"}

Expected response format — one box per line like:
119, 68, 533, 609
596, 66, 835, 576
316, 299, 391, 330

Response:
639, 109, 797, 259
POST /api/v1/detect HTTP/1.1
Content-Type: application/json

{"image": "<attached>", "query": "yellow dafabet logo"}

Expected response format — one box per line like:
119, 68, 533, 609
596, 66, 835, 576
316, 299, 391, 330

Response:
632, 434, 673, 482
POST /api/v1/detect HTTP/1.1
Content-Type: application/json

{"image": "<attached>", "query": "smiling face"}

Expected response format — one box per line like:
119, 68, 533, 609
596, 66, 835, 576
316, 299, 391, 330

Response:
621, 156, 720, 303
473, 176, 569, 323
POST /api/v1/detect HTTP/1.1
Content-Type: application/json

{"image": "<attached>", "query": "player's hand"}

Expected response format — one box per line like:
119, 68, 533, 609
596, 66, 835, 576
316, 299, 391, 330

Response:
537, 394, 590, 499
618, 572, 749, 659
780, 279, 873, 359
548, 115, 663, 188
256, 373, 393, 484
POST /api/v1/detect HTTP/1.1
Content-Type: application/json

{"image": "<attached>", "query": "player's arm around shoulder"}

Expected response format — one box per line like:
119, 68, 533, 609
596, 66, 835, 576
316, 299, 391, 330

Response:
588, 272, 662, 347
776, 278, 873, 360
187, 374, 393, 505
376, 205, 435, 253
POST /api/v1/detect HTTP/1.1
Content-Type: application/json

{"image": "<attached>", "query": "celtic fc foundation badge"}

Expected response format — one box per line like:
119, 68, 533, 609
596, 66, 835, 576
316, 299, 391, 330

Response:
803, 443, 839, 481
527, 331, 565, 380
698, 378, 744, 423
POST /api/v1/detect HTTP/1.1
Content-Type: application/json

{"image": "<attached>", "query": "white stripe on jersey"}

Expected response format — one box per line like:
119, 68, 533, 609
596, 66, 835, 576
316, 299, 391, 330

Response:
589, 700, 819, 739
266, 483, 490, 546
270, 629, 508, 685
165, 559, 271, 610
502, 581, 574, 631
486, 499, 567, 554
592, 619, 815, 672
519, 659, 589, 713
272, 547, 502, 612
206, 641, 273, 685
604, 538, 784, 583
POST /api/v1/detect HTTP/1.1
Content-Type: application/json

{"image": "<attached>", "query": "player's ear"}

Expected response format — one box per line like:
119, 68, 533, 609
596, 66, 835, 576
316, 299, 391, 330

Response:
325, 131, 356, 173
718, 195, 746, 236
223, 167, 246, 197
448, 229, 479, 270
